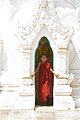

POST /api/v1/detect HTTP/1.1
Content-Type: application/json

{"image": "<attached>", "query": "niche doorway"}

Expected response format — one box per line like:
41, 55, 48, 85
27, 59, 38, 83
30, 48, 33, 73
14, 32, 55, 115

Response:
35, 36, 54, 106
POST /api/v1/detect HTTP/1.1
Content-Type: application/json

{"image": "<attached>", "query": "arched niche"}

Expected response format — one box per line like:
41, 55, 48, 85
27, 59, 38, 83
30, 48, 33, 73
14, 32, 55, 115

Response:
35, 36, 54, 106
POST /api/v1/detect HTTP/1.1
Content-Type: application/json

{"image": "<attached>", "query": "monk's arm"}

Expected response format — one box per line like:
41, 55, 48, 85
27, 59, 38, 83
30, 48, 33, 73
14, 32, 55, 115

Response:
50, 68, 59, 78
31, 62, 41, 77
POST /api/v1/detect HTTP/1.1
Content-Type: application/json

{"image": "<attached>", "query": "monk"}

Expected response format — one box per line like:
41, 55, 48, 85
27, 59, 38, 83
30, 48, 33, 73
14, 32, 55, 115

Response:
31, 54, 59, 106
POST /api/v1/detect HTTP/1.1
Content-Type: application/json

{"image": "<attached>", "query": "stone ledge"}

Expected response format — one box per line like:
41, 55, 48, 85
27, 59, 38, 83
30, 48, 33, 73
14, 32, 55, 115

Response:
35, 106, 54, 112
55, 85, 72, 95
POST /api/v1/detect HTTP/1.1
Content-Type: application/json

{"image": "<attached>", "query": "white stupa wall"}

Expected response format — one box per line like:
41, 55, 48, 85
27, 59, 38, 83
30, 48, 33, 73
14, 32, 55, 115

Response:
0, 0, 80, 109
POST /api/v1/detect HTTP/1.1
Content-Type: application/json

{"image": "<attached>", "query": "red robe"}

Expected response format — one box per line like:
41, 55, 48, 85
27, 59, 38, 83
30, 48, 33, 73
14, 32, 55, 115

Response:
37, 60, 53, 105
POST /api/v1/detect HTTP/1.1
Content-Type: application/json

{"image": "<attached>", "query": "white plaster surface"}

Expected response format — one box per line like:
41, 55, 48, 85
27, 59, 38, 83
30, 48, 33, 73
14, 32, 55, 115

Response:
0, 0, 80, 111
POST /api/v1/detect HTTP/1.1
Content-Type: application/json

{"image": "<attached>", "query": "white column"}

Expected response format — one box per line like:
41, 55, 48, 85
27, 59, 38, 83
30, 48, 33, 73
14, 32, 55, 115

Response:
22, 49, 31, 77
54, 48, 75, 110
58, 49, 67, 75
0, 40, 3, 74
18, 49, 35, 109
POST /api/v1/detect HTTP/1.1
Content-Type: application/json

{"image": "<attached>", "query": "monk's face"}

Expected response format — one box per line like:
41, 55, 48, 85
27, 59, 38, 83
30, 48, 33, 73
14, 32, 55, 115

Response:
41, 55, 47, 63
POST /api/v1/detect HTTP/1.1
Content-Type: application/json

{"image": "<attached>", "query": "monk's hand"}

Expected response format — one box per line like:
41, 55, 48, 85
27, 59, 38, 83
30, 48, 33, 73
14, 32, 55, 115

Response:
30, 73, 34, 78
55, 74, 59, 78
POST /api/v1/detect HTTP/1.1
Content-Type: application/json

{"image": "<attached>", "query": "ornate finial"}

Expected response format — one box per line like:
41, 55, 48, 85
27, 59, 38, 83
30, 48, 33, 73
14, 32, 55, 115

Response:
40, 0, 48, 8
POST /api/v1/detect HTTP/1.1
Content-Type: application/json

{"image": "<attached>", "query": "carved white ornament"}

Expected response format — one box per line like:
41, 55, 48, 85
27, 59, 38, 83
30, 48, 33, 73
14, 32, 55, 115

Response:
67, 73, 74, 85
16, 0, 73, 49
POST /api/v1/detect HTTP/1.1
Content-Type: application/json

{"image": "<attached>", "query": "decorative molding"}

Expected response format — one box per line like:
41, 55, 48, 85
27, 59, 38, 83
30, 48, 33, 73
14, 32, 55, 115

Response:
16, 0, 73, 49
65, 0, 76, 9
67, 73, 74, 85
65, 0, 80, 9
